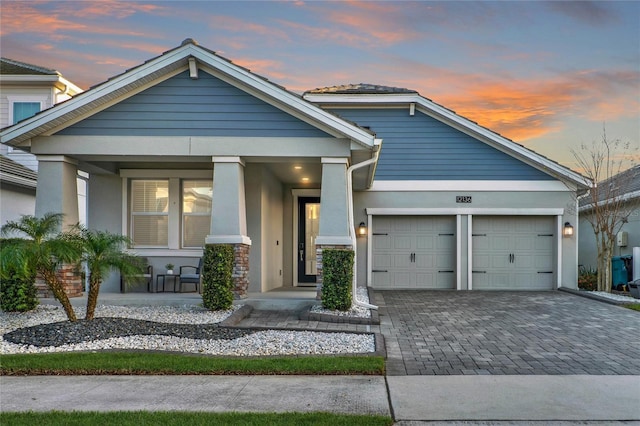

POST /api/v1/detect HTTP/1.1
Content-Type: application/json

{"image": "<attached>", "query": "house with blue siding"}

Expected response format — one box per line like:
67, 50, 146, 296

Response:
0, 40, 590, 296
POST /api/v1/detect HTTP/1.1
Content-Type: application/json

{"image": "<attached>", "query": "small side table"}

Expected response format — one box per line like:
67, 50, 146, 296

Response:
156, 274, 179, 292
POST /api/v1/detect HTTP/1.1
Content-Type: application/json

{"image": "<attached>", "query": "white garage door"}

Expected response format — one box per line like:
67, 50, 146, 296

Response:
372, 216, 456, 289
472, 216, 555, 290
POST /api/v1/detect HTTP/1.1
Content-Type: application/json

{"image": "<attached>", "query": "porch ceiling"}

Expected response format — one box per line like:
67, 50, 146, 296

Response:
75, 155, 372, 189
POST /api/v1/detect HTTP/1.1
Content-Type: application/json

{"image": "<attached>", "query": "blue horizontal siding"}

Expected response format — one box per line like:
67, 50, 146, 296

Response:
330, 108, 555, 181
57, 71, 330, 138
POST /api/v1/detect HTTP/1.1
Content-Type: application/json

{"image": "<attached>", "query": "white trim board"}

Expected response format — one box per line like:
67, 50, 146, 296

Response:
368, 180, 575, 192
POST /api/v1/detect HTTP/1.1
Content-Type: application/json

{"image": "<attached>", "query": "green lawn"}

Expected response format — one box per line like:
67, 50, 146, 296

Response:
623, 303, 640, 312
0, 352, 385, 375
0, 411, 393, 426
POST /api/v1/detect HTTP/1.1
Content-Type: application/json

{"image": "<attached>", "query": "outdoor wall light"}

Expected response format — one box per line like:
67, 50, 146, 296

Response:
563, 222, 574, 237
358, 222, 367, 237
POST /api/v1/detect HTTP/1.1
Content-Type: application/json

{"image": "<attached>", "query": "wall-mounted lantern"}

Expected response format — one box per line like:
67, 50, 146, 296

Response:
358, 222, 367, 237
563, 222, 574, 238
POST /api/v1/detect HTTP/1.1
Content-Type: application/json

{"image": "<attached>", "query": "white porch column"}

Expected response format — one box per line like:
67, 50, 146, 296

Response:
206, 156, 251, 245
316, 157, 352, 246
35, 155, 79, 230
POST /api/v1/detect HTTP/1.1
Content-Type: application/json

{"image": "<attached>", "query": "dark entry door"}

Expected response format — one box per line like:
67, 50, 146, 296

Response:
298, 197, 320, 283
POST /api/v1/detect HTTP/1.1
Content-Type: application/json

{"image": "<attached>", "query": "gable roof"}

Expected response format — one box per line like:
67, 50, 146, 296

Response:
307, 83, 418, 95
0, 58, 83, 96
0, 40, 374, 150
0, 155, 37, 189
304, 88, 590, 189
0, 58, 59, 75
579, 164, 640, 210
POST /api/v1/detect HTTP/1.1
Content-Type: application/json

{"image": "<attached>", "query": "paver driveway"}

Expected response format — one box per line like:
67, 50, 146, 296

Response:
374, 290, 640, 376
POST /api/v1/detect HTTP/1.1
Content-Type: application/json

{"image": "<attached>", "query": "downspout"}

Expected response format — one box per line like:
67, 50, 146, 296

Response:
347, 139, 382, 310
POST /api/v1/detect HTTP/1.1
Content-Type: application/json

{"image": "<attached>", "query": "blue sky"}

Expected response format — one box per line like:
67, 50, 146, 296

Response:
1, 0, 638, 169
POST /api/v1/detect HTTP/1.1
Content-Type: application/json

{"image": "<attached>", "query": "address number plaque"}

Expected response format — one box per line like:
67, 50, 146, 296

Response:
456, 196, 472, 203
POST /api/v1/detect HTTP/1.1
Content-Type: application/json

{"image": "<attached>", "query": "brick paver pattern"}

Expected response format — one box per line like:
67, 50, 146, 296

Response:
237, 291, 640, 376
376, 291, 640, 376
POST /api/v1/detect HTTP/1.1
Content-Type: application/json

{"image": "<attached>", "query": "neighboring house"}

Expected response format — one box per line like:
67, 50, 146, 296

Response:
578, 164, 640, 269
0, 58, 86, 226
0, 155, 37, 224
0, 58, 83, 170
0, 40, 590, 294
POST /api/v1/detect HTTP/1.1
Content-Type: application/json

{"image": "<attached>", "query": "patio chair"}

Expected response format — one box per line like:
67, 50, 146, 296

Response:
178, 258, 202, 293
121, 258, 153, 293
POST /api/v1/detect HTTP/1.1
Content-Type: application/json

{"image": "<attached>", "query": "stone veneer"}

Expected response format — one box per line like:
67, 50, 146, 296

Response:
315, 244, 353, 300
232, 243, 250, 299
36, 264, 83, 298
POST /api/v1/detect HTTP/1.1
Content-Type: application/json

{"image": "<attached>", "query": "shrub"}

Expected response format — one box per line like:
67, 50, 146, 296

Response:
201, 244, 234, 310
578, 267, 598, 291
0, 273, 38, 312
321, 249, 354, 311
0, 238, 39, 312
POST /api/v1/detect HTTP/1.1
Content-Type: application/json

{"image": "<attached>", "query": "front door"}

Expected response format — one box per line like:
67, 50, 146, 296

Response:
298, 197, 320, 284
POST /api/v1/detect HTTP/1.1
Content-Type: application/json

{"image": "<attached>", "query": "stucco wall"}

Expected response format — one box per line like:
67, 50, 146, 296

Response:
88, 173, 123, 292
0, 184, 35, 225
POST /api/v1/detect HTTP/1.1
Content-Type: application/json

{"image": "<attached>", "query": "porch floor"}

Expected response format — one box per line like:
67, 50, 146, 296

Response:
40, 287, 318, 311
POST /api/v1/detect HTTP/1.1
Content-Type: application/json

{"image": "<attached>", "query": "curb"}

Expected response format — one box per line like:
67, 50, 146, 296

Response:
218, 304, 254, 326
558, 287, 637, 306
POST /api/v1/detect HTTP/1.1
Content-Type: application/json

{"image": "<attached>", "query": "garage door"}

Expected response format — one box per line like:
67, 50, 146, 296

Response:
472, 216, 555, 290
372, 216, 456, 289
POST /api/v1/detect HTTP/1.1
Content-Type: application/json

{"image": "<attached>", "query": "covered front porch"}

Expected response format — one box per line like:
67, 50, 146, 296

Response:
40, 286, 318, 310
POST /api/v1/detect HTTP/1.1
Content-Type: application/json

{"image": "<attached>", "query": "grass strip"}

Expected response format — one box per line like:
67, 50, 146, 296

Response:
0, 411, 393, 426
623, 303, 640, 312
0, 352, 385, 375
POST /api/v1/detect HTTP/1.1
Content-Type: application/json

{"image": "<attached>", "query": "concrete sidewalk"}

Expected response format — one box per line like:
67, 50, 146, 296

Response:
0, 375, 389, 415
2, 374, 639, 423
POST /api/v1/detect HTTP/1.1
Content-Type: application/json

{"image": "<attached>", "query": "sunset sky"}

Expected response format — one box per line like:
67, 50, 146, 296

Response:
1, 0, 638, 169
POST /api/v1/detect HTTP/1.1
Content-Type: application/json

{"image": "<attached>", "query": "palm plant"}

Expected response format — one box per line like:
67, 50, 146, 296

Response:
74, 228, 142, 320
1, 213, 82, 321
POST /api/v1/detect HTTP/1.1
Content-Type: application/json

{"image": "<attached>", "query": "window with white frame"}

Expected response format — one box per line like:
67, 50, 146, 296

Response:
7, 96, 47, 125
130, 180, 169, 247
128, 177, 212, 249
182, 180, 212, 248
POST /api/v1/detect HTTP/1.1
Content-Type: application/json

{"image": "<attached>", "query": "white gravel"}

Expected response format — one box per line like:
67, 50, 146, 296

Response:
0, 303, 375, 356
587, 291, 638, 303
311, 287, 372, 317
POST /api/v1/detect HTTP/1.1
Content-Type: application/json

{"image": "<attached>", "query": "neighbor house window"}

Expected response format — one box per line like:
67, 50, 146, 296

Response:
12, 102, 41, 123
130, 179, 169, 247
182, 180, 212, 248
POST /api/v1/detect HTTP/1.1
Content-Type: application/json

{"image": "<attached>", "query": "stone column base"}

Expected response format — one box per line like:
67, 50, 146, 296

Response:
232, 243, 250, 299
36, 264, 83, 298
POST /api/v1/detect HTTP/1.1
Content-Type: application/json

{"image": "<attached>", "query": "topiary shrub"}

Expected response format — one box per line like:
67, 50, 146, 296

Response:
201, 244, 235, 311
321, 249, 354, 311
0, 273, 38, 312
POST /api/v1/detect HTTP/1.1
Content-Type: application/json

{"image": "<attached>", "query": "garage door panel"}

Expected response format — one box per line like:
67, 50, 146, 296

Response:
372, 216, 456, 290
415, 235, 435, 250
436, 253, 455, 270
391, 236, 410, 250
373, 235, 392, 249
472, 216, 555, 291
393, 254, 412, 268
414, 254, 435, 268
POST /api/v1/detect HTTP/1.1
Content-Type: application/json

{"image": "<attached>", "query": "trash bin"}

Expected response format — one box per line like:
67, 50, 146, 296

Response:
611, 256, 631, 290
